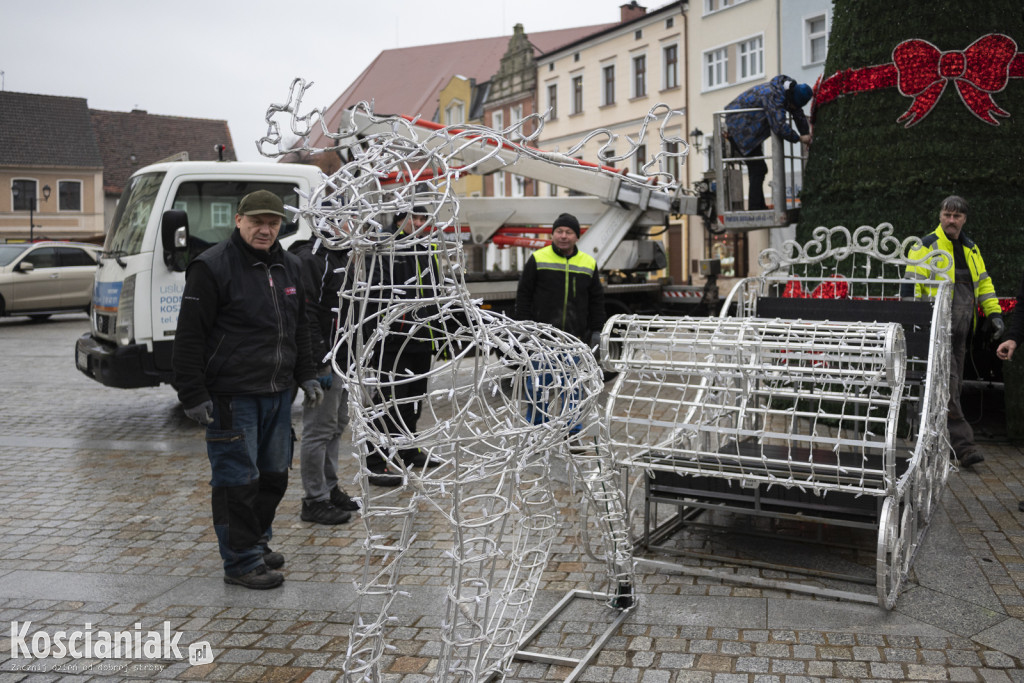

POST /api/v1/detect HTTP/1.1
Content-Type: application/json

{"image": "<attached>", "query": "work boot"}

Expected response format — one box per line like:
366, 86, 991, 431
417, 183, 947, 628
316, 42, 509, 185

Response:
301, 499, 352, 525
330, 487, 360, 511
224, 565, 284, 590
367, 464, 404, 487
959, 451, 985, 468
262, 547, 285, 569
402, 448, 442, 469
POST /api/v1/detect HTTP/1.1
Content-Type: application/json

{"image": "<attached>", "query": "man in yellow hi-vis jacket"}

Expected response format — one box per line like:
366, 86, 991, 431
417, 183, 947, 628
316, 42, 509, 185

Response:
902, 196, 1005, 468
516, 213, 606, 430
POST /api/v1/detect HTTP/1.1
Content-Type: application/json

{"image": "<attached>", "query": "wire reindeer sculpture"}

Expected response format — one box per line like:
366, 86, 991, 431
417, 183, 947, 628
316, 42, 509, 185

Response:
260, 79, 686, 681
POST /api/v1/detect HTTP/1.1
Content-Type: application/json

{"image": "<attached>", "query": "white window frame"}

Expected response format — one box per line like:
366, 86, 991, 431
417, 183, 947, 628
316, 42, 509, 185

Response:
634, 143, 647, 175
492, 110, 504, 133
737, 34, 764, 83
602, 63, 616, 106
510, 174, 525, 198
703, 0, 749, 15
211, 202, 233, 228
804, 14, 829, 66
494, 170, 506, 198
571, 74, 584, 115
546, 82, 558, 120
703, 47, 728, 91
11, 178, 38, 211
664, 141, 680, 180
632, 53, 647, 99
445, 99, 465, 125
57, 179, 82, 212
662, 42, 679, 90
509, 104, 524, 140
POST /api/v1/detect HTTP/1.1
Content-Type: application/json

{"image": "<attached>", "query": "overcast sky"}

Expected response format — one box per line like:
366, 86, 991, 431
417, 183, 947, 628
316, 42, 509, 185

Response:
1, 0, 628, 161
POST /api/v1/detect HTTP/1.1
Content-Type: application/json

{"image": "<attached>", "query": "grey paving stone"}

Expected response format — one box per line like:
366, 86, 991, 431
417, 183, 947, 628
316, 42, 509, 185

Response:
2, 317, 1024, 682
640, 671, 672, 683
0, 571, 185, 603
896, 586, 1008, 639
736, 656, 769, 673
659, 653, 695, 669
767, 597, 955, 637
974, 618, 1024, 660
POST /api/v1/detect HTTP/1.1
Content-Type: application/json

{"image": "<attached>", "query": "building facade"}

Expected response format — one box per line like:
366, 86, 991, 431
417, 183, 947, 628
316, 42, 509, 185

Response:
536, 1, 689, 280
0, 92, 105, 242
685, 0, 830, 283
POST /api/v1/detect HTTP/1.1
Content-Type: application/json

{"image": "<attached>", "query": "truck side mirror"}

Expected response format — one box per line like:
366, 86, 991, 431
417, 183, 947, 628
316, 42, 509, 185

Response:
161, 210, 190, 271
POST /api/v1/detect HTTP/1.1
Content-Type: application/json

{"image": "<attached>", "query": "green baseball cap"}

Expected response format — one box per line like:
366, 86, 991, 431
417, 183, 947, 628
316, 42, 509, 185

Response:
237, 190, 286, 218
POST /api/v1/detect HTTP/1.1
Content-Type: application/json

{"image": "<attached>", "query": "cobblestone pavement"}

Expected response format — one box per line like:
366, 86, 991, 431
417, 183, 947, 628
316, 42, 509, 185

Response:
0, 315, 1022, 681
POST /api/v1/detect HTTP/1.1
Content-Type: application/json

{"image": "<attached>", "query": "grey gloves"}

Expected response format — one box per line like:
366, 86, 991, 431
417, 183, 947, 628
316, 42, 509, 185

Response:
184, 400, 214, 425
985, 316, 1006, 344
301, 379, 325, 408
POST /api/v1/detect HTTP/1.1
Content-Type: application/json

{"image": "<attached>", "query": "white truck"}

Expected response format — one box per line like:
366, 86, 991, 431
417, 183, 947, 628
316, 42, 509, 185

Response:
75, 161, 322, 388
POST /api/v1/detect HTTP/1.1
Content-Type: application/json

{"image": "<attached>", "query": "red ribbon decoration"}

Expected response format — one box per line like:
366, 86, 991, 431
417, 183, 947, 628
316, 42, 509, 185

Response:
894, 35, 1017, 125
813, 33, 1024, 127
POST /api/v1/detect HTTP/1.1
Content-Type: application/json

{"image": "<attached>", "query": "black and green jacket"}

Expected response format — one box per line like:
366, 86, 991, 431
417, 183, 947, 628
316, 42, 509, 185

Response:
515, 244, 605, 342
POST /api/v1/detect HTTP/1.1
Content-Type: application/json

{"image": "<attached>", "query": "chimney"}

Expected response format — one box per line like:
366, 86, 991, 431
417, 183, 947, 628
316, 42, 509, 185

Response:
620, 1, 647, 23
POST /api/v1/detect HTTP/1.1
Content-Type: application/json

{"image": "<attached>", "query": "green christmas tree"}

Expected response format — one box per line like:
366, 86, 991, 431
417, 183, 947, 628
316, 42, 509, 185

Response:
798, 2, 1024, 291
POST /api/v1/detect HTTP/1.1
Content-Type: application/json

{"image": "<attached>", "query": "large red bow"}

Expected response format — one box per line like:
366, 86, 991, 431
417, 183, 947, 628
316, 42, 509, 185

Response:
892, 34, 1018, 126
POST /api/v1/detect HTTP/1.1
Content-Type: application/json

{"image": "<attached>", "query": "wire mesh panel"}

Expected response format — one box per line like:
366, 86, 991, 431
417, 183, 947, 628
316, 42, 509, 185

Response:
602, 316, 906, 496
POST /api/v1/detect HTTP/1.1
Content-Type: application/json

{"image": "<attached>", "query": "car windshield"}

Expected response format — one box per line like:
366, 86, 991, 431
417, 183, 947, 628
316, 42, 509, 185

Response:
0, 245, 29, 267
172, 180, 302, 249
104, 172, 166, 256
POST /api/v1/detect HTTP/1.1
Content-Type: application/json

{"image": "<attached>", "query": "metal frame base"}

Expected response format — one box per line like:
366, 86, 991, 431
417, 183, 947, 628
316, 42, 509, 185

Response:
511, 589, 633, 682
639, 505, 881, 605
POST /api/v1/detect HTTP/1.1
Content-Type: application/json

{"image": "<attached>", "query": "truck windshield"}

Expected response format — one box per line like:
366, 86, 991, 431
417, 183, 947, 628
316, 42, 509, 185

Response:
173, 181, 302, 251
105, 172, 166, 256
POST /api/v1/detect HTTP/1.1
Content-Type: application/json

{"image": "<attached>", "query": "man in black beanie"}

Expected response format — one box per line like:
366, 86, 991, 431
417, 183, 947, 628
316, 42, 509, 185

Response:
515, 212, 606, 426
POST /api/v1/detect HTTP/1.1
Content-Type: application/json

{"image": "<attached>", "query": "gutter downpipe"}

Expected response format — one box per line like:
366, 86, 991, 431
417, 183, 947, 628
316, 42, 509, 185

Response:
682, 1, 690, 282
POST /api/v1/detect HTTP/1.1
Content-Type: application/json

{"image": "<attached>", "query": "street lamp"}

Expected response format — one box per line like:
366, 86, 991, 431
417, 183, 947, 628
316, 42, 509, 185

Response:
689, 127, 705, 154
11, 183, 50, 242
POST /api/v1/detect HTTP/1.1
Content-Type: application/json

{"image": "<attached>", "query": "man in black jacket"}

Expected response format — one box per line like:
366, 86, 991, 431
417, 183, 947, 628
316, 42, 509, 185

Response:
515, 213, 605, 428
173, 190, 323, 590
363, 207, 444, 486
291, 237, 359, 524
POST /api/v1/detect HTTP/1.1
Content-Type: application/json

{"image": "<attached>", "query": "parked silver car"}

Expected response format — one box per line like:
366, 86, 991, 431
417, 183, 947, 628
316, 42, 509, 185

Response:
0, 241, 100, 320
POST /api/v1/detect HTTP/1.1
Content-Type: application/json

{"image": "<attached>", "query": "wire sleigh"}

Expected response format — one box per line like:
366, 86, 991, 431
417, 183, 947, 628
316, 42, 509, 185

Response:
601, 222, 953, 608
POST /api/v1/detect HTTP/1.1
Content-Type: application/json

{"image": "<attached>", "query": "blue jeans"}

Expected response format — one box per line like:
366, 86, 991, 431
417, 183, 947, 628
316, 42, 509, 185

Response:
524, 357, 582, 434
206, 391, 293, 577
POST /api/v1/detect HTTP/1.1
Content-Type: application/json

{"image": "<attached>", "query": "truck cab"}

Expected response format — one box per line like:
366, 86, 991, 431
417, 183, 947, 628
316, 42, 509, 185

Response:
75, 161, 322, 388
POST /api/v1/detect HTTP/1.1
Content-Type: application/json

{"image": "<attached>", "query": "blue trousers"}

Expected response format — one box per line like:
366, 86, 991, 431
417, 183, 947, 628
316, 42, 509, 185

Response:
524, 357, 582, 434
206, 391, 293, 577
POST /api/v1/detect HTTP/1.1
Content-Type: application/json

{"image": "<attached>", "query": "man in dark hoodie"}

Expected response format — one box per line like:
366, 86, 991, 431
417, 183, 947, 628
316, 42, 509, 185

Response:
725, 74, 813, 211
173, 190, 323, 590
363, 206, 444, 486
